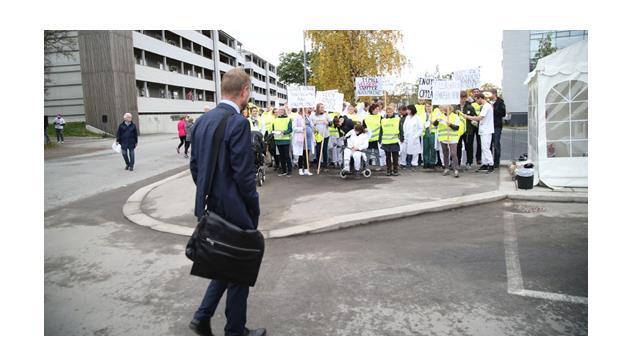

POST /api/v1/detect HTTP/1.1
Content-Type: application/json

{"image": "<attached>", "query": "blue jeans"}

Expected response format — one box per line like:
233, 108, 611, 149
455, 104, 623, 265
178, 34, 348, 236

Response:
121, 147, 135, 168
492, 127, 502, 166
194, 280, 249, 336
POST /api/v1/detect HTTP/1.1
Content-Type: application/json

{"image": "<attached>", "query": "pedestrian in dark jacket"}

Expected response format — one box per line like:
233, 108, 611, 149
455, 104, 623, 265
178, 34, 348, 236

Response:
457, 90, 477, 169
490, 89, 506, 166
116, 113, 138, 171
188, 68, 265, 337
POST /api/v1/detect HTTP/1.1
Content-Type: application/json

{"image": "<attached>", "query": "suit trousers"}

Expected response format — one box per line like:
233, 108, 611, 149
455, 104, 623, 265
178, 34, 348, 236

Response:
194, 280, 249, 336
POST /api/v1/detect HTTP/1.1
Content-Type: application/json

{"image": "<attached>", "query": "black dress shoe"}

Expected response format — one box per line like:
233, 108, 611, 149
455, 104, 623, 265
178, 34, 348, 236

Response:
125, 166, 129, 170
189, 319, 213, 336
243, 327, 267, 336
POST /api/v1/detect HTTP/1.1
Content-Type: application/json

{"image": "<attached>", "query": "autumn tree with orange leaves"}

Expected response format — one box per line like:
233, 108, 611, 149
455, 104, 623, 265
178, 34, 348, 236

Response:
305, 30, 407, 103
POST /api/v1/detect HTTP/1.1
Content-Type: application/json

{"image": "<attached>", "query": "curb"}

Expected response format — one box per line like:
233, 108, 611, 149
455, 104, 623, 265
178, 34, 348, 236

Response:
123, 168, 588, 239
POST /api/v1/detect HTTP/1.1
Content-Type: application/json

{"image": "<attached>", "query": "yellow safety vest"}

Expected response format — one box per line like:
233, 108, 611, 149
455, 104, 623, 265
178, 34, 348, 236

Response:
272, 116, 291, 141
437, 113, 461, 143
262, 114, 275, 134
471, 102, 482, 117
328, 113, 339, 137
364, 114, 382, 142
350, 114, 361, 125
381, 117, 400, 145
430, 109, 442, 134
455, 111, 466, 137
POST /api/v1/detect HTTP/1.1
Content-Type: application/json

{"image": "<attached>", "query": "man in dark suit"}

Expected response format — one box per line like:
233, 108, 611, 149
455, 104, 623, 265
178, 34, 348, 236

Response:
188, 68, 265, 336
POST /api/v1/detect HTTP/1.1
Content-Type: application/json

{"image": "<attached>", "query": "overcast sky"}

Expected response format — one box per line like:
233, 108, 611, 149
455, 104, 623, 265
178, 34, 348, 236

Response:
228, 29, 504, 87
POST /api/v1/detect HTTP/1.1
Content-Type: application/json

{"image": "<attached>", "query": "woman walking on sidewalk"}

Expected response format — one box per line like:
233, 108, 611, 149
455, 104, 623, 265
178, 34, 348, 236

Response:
176, 116, 187, 154
184, 117, 194, 158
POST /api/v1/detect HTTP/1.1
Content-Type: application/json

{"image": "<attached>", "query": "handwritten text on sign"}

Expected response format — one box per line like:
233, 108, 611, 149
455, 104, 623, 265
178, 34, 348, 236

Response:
418, 77, 434, 99
431, 80, 461, 105
316, 90, 344, 112
355, 77, 383, 96
287, 86, 316, 108
453, 68, 481, 90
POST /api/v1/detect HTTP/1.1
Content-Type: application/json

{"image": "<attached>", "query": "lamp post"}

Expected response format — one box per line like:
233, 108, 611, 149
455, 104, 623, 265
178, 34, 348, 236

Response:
303, 30, 307, 86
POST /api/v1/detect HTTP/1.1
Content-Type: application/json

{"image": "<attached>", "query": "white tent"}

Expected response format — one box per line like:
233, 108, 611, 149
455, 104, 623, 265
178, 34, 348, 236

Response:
524, 40, 588, 188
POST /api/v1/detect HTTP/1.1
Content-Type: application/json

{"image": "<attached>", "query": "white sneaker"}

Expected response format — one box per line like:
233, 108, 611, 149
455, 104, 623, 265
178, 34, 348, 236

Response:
299, 169, 304, 176
304, 170, 313, 176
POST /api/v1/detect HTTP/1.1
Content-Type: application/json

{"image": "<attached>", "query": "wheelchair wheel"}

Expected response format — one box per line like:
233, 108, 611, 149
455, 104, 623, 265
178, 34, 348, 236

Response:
339, 169, 349, 179
363, 168, 372, 178
257, 174, 263, 186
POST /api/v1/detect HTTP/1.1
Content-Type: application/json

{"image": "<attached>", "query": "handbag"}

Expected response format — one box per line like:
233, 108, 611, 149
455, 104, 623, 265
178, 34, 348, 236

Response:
185, 108, 264, 286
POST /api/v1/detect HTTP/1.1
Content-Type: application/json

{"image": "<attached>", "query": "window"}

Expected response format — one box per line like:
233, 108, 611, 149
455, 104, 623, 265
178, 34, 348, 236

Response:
144, 51, 164, 70
136, 81, 146, 97
545, 80, 588, 158
165, 31, 180, 47
147, 82, 166, 98
168, 85, 183, 100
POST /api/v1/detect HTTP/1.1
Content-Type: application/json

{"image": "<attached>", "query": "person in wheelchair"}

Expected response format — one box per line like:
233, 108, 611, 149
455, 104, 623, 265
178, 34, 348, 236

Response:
341, 124, 370, 178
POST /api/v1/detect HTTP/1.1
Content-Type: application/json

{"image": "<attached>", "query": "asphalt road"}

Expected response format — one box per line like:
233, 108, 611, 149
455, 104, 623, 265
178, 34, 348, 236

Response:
44, 169, 587, 335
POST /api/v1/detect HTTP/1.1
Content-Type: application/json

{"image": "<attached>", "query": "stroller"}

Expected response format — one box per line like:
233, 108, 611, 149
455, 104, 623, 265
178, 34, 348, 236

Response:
252, 131, 267, 186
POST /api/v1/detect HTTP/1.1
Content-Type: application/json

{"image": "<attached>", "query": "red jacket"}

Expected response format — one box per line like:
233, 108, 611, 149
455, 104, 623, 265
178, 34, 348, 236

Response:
178, 119, 187, 136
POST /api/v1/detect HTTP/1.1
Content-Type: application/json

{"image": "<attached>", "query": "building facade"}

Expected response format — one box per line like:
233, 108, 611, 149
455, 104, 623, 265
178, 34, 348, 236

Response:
502, 30, 588, 125
44, 30, 288, 134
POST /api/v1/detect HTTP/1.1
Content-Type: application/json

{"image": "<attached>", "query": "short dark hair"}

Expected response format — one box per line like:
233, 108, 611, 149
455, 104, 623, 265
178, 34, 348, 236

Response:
400, 105, 408, 111
407, 104, 417, 116
355, 124, 365, 133
489, 88, 498, 95
369, 103, 379, 114
292, 108, 298, 113
475, 93, 485, 100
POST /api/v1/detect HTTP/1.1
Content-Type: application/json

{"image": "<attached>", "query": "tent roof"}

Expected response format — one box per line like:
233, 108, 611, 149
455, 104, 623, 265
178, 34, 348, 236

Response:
524, 39, 588, 85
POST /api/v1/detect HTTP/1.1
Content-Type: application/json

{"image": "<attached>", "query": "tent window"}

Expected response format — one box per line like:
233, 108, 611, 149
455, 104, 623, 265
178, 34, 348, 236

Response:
545, 80, 588, 157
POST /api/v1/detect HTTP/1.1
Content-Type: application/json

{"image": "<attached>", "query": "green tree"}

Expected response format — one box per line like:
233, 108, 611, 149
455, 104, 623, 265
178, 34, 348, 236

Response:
44, 30, 77, 94
306, 30, 407, 103
531, 33, 557, 70
277, 51, 313, 85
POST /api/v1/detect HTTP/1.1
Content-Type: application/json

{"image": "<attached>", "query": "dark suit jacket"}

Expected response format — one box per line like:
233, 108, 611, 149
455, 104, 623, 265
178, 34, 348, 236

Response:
190, 102, 260, 230
116, 122, 138, 149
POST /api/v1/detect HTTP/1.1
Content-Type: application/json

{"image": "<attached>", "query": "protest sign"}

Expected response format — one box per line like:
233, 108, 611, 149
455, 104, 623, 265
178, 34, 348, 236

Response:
287, 86, 316, 108
453, 68, 481, 90
417, 77, 434, 99
431, 80, 461, 105
355, 77, 388, 97
316, 90, 344, 112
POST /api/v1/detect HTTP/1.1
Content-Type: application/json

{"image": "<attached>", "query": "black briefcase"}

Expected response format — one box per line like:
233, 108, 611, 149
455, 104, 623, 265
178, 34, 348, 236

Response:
185, 107, 264, 287
186, 211, 264, 286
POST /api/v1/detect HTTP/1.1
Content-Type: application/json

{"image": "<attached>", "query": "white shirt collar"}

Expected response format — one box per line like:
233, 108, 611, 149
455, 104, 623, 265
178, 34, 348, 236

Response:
219, 100, 240, 114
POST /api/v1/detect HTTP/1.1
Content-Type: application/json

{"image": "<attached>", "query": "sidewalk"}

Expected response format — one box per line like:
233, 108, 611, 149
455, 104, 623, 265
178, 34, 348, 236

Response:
123, 163, 587, 239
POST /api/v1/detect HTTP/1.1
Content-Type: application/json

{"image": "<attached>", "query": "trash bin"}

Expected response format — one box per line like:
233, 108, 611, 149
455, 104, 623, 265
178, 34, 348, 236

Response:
515, 164, 534, 190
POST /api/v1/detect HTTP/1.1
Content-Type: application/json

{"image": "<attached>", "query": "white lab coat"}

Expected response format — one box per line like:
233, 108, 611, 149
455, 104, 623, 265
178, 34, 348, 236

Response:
403, 114, 423, 155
